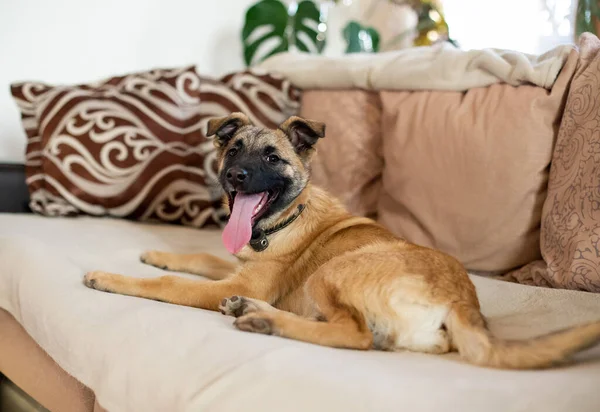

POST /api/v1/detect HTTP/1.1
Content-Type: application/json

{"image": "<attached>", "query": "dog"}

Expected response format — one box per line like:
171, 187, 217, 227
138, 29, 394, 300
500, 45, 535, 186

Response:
84, 112, 600, 369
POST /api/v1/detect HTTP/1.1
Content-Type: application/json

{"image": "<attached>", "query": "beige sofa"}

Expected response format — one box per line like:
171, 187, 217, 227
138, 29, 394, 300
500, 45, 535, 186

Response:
2, 37, 600, 411
1, 215, 600, 412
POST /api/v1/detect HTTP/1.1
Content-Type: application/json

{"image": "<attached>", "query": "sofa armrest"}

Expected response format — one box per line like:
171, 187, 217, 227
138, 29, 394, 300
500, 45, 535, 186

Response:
0, 163, 30, 213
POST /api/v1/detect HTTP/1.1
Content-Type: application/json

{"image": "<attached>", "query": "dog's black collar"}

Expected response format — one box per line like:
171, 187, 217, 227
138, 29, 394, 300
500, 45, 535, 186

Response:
249, 204, 305, 252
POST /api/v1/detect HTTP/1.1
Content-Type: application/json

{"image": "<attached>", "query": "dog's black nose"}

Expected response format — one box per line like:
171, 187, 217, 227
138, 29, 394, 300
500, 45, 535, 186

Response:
226, 167, 248, 184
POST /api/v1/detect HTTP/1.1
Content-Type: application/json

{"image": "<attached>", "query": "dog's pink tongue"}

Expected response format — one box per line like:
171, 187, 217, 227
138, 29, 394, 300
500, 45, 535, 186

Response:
222, 193, 264, 254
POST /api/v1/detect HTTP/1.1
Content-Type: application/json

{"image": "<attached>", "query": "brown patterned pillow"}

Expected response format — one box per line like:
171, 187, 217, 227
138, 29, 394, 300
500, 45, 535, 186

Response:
11, 66, 300, 227
507, 33, 600, 292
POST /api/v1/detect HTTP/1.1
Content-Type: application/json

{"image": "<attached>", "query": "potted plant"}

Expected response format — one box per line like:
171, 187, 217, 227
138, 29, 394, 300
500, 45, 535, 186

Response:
575, 0, 600, 38
241, 0, 456, 66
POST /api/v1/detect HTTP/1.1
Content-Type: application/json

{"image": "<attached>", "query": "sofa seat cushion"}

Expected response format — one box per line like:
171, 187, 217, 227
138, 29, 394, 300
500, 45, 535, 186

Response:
0, 214, 600, 412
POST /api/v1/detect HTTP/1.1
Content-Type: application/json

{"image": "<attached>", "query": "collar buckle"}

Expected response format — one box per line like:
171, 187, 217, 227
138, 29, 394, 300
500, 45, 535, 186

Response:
249, 232, 269, 252
249, 204, 305, 252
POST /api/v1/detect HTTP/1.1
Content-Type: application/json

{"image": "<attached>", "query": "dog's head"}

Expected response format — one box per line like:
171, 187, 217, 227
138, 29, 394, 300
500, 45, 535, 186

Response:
206, 112, 325, 253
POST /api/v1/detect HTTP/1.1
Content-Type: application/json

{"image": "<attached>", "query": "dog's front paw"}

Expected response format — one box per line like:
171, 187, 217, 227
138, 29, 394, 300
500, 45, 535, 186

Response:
234, 313, 275, 335
83, 271, 118, 293
219, 296, 260, 317
140, 251, 169, 270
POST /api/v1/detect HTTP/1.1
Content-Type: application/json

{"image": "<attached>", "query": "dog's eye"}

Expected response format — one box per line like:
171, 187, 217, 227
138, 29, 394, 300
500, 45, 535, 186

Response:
227, 148, 238, 157
267, 154, 280, 163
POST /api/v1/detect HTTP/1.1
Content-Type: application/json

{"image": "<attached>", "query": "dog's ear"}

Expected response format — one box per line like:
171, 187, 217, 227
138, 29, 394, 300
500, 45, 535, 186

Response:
279, 116, 325, 153
206, 112, 252, 147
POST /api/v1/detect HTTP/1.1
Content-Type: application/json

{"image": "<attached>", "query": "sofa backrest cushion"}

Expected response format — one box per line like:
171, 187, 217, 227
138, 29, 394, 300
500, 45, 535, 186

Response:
301, 90, 383, 219
300, 49, 578, 273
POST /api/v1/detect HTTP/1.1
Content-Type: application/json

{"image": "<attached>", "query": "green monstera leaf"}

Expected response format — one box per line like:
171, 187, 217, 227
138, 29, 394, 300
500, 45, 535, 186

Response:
343, 21, 380, 53
242, 0, 288, 66
242, 0, 325, 66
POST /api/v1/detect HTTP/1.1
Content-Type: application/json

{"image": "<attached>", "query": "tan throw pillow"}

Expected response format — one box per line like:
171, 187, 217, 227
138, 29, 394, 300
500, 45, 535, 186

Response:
300, 90, 383, 218
375, 50, 578, 273
11, 67, 300, 227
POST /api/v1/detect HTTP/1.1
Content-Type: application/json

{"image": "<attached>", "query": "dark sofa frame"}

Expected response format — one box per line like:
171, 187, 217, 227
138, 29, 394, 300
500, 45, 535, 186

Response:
0, 163, 30, 214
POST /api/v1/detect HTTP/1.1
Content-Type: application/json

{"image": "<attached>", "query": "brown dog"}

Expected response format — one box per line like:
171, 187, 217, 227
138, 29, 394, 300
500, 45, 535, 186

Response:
84, 112, 600, 369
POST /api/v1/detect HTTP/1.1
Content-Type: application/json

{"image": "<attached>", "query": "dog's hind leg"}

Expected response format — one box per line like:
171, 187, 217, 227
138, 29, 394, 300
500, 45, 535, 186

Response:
233, 270, 373, 350
140, 251, 236, 280
234, 310, 373, 350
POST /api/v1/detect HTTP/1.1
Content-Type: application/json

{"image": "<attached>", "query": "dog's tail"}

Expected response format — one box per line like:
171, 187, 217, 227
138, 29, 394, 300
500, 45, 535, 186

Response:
445, 302, 600, 369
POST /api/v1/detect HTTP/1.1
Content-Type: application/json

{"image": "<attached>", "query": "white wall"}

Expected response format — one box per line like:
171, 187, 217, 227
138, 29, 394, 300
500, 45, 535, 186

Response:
0, 0, 254, 163
443, 0, 576, 54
